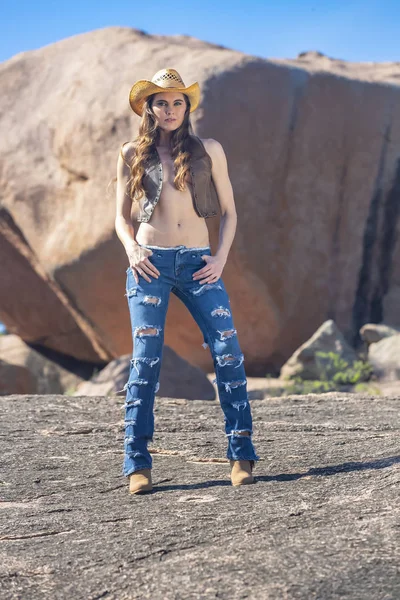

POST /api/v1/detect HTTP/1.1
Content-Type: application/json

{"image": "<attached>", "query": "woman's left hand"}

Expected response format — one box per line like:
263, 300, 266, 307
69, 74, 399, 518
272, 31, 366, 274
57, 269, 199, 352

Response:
193, 255, 226, 285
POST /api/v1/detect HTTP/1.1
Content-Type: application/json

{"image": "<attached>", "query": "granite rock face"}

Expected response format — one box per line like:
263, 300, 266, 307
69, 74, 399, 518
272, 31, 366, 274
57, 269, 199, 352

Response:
280, 319, 359, 380
368, 333, 400, 380
0, 358, 35, 394
2, 27, 400, 375
0, 334, 81, 394
360, 322, 400, 344
1, 391, 399, 599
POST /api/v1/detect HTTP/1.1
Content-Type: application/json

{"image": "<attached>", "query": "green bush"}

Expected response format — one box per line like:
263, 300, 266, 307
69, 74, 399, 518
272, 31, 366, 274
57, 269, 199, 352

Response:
283, 351, 373, 395
353, 382, 382, 395
315, 351, 373, 384
284, 377, 338, 395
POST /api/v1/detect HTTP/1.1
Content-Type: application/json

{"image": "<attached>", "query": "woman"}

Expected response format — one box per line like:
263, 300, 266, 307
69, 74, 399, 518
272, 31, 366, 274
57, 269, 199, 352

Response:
115, 67, 260, 494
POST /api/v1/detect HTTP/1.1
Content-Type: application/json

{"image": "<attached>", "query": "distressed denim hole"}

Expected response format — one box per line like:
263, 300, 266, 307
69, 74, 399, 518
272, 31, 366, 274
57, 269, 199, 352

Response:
222, 379, 247, 393
142, 296, 162, 307
217, 328, 237, 340
191, 283, 223, 296
211, 306, 231, 318
216, 353, 244, 368
122, 379, 149, 393
232, 400, 248, 410
134, 325, 161, 338
130, 356, 160, 370
227, 429, 253, 437
125, 287, 138, 298
123, 398, 143, 408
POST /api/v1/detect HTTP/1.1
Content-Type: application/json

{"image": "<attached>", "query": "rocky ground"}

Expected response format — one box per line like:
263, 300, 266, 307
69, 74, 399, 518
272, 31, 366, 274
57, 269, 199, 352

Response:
1, 390, 399, 600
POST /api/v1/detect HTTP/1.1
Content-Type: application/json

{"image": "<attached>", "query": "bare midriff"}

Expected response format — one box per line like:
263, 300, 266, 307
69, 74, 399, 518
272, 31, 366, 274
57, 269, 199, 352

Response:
134, 145, 211, 248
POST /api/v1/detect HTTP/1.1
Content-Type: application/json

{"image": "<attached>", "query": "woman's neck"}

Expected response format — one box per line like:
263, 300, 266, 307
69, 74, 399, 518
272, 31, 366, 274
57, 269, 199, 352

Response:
157, 129, 173, 147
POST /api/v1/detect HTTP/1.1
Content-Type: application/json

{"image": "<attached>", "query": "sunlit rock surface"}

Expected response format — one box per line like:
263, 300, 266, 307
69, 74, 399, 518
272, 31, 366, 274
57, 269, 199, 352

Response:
1, 391, 399, 599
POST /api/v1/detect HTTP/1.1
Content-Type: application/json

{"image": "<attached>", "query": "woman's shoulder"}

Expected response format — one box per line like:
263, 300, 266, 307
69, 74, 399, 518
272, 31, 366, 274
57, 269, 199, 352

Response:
198, 138, 225, 161
119, 141, 137, 169
199, 137, 224, 150
120, 140, 136, 160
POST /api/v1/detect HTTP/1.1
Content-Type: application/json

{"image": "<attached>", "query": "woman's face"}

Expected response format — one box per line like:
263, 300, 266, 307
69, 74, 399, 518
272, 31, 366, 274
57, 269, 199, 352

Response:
151, 92, 187, 131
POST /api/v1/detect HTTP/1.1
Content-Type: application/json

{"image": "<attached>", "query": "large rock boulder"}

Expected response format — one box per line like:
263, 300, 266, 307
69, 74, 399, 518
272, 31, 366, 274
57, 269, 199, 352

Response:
2, 28, 400, 375
280, 319, 358, 380
0, 358, 36, 394
368, 334, 400, 380
74, 345, 216, 400
360, 323, 400, 344
0, 333, 84, 394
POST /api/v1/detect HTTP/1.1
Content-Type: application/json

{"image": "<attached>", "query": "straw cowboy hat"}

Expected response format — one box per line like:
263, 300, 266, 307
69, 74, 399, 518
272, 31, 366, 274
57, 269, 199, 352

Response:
129, 68, 200, 116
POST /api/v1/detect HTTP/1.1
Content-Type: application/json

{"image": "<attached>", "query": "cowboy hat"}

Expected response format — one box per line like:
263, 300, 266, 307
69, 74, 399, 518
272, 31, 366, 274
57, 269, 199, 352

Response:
129, 68, 200, 116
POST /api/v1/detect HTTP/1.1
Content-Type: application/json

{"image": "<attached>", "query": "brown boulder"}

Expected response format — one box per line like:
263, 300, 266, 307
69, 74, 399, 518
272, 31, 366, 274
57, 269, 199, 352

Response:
74, 345, 215, 400
0, 209, 112, 362
280, 319, 358, 380
0, 358, 36, 394
368, 334, 400, 380
157, 345, 216, 400
360, 323, 400, 345
2, 27, 400, 375
0, 333, 83, 395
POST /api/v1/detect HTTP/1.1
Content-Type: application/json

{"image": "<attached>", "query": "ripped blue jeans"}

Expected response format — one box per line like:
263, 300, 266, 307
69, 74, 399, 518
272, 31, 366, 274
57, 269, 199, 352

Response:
122, 243, 260, 477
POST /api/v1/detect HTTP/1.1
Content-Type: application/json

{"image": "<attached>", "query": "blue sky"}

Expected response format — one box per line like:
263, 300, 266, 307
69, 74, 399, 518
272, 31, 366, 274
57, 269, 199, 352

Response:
1, 0, 400, 64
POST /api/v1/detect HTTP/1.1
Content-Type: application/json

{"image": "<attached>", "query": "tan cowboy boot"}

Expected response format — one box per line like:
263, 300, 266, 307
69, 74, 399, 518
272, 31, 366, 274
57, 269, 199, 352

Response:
129, 468, 153, 494
230, 459, 255, 486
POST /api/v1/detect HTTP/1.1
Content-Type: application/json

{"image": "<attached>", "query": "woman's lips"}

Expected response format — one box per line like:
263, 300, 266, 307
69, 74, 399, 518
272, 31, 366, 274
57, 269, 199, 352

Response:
165, 118, 176, 122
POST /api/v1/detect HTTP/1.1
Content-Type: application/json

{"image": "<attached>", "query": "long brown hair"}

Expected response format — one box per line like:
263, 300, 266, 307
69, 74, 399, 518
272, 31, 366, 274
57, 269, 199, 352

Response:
120, 92, 194, 203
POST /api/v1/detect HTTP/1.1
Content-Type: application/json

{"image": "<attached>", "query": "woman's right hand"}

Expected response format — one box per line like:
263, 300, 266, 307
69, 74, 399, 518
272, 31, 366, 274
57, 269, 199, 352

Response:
126, 243, 160, 284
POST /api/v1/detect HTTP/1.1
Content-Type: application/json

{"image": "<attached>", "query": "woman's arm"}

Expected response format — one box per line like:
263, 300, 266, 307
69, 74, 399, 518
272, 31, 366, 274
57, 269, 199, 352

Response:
115, 142, 138, 250
205, 138, 238, 263
192, 138, 238, 284
114, 143, 160, 283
